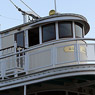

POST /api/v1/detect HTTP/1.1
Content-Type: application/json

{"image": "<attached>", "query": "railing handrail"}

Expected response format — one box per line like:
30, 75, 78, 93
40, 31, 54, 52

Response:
0, 46, 14, 51
0, 38, 95, 60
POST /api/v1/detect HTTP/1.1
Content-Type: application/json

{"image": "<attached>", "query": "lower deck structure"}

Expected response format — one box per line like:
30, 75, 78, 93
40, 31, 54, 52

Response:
0, 75, 95, 95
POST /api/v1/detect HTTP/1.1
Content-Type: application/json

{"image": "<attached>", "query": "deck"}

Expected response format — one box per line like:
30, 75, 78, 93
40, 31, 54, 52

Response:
0, 38, 94, 77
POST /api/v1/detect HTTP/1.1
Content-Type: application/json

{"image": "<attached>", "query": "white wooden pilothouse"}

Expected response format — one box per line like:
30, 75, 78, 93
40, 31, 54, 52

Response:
0, 12, 95, 95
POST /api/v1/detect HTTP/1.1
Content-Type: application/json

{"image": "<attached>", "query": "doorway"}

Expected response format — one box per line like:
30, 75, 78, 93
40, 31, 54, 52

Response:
14, 31, 25, 68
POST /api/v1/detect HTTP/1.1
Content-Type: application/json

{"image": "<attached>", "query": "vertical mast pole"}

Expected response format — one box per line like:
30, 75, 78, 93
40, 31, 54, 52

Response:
22, 13, 27, 23
54, 0, 57, 13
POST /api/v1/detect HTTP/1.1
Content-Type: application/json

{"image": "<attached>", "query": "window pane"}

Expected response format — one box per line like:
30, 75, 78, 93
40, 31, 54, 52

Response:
59, 22, 72, 38
28, 27, 39, 46
42, 23, 56, 42
75, 22, 83, 38
15, 31, 24, 47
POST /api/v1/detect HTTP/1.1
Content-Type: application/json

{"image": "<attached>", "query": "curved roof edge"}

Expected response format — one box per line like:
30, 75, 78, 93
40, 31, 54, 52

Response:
0, 13, 89, 34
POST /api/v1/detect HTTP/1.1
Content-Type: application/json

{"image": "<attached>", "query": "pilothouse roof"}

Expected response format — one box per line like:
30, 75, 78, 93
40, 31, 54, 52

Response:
0, 13, 90, 35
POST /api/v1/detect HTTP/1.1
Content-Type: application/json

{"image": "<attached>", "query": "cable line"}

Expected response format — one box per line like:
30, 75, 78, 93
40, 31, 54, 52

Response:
9, 0, 39, 19
0, 15, 22, 21
20, 0, 40, 17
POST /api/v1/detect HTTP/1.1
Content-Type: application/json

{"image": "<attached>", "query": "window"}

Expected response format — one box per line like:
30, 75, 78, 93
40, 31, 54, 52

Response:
28, 27, 39, 46
75, 22, 83, 38
58, 22, 72, 38
42, 23, 56, 42
15, 31, 25, 48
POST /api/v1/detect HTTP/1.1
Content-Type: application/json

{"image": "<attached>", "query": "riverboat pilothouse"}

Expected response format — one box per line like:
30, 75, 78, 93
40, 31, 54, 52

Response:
0, 7, 95, 95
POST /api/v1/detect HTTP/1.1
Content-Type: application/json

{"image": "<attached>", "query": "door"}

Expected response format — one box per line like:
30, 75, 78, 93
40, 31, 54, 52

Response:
15, 31, 25, 68
15, 31, 25, 48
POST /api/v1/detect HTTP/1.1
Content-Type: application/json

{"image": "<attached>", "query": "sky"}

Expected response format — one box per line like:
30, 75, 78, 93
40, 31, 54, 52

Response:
0, 0, 95, 38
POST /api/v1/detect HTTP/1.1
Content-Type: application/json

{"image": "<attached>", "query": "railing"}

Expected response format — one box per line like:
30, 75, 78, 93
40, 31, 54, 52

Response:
0, 38, 95, 79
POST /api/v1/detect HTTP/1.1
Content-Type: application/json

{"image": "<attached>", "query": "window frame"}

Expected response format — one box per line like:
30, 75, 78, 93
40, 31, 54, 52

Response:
14, 31, 25, 48
58, 21, 73, 38
28, 27, 39, 47
42, 23, 56, 43
75, 22, 83, 38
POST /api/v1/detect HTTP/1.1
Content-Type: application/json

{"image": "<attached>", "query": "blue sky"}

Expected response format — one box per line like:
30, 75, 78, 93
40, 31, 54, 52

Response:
0, 0, 95, 38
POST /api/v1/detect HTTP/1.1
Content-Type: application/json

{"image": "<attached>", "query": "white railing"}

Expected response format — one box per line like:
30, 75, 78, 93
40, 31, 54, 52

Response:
0, 38, 95, 79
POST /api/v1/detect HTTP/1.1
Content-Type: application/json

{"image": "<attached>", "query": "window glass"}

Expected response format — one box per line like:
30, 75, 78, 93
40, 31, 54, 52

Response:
15, 31, 24, 48
75, 22, 83, 38
58, 22, 72, 38
28, 27, 39, 46
42, 23, 56, 42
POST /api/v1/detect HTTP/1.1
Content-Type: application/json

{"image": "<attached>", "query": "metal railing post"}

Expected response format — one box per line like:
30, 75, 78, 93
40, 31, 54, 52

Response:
24, 85, 27, 95
25, 52, 29, 74
52, 46, 57, 67
14, 41, 18, 77
1, 59, 5, 80
76, 40, 80, 64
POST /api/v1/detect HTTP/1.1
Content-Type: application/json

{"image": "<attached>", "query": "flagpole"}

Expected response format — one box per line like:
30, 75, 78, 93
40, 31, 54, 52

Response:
54, 0, 57, 13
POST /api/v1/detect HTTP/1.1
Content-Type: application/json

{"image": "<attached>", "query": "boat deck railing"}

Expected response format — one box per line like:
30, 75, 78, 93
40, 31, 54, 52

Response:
0, 38, 95, 79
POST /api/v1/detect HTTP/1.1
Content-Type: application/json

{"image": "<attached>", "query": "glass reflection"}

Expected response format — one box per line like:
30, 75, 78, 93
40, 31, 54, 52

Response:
75, 22, 83, 38
42, 23, 56, 42
59, 22, 72, 38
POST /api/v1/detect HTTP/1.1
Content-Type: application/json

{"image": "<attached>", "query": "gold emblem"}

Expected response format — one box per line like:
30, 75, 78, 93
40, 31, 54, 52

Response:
64, 45, 86, 53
